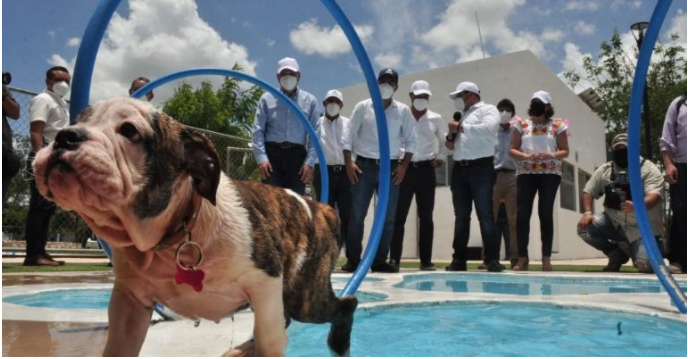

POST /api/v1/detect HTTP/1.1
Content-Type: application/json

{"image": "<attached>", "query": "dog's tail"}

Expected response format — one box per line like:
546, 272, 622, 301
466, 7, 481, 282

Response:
327, 295, 358, 357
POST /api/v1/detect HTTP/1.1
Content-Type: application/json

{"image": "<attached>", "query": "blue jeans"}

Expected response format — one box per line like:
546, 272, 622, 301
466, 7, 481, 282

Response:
346, 159, 400, 264
450, 161, 499, 262
577, 212, 652, 272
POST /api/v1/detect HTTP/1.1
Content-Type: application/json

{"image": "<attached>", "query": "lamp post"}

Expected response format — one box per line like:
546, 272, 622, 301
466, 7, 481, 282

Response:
631, 21, 653, 160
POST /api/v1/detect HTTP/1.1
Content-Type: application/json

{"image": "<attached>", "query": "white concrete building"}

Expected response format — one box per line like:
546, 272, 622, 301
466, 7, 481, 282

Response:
338, 50, 608, 261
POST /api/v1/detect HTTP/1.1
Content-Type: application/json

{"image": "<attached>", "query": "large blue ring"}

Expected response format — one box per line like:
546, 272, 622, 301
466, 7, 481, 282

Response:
627, 0, 685, 313
70, 0, 390, 297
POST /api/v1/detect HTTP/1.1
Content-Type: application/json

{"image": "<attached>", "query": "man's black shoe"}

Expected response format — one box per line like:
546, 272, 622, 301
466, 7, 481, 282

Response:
487, 260, 505, 273
341, 261, 359, 273
371, 261, 399, 273
420, 262, 436, 271
445, 259, 467, 272
388, 259, 400, 271
602, 250, 630, 272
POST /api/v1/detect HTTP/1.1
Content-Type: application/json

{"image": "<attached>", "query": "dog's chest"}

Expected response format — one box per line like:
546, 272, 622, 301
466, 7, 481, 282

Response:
155, 279, 250, 322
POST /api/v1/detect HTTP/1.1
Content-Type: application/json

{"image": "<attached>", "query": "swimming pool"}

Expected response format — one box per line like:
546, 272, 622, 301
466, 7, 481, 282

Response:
394, 273, 688, 296
286, 302, 687, 357
3, 288, 387, 310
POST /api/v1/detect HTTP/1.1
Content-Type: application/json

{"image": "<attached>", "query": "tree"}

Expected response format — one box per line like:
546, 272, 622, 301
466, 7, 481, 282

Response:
563, 31, 687, 161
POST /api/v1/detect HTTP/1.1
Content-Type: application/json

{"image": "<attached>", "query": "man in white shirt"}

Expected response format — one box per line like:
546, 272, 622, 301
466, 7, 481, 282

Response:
23, 66, 71, 266
444, 81, 504, 272
389, 80, 447, 271
313, 89, 351, 258
342, 68, 417, 273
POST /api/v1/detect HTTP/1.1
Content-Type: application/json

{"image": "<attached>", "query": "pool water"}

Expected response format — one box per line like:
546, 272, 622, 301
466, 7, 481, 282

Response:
394, 273, 688, 296
286, 303, 687, 357
3, 288, 386, 309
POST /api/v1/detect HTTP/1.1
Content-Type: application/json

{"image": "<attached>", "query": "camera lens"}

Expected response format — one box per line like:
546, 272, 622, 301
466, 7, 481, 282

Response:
2, 72, 11, 86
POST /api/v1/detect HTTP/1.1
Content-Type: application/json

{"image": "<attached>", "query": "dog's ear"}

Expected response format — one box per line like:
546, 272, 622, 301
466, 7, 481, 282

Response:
181, 129, 221, 205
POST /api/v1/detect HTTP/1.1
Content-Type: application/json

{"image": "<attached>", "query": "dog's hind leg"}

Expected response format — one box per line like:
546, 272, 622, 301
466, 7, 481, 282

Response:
327, 295, 358, 357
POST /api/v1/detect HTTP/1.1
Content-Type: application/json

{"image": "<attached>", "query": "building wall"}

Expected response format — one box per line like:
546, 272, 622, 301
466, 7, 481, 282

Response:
340, 51, 607, 261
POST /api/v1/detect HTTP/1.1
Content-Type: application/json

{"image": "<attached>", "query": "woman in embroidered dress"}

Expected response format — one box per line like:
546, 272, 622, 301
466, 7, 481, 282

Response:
509, 91, 569, 271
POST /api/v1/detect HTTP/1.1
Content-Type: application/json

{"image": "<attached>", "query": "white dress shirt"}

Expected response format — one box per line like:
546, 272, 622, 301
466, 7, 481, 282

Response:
316, 115, 349, 165
452, 101, 499, 161
343, 99, 417, 160
403, 109, 449, 162
29, 90, 70, 143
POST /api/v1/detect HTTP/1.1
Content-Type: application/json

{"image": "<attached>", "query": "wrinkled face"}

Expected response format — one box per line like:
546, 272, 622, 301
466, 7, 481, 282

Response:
33, 98, 220, 252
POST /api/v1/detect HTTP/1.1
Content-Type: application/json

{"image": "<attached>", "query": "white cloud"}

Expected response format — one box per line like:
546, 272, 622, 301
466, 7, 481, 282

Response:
49, 0, 256, 104
48, 30, 56, 41
374, 52, 402, 68
541, 28, 565, 43
574, 21, 596, 36
265, 38, 276, 48
563, 1, 599, 12
67, 37, 81, 47
611, 0, 642, 10
289, 19, 374, 58
666, 10, 687, 46
557, 42, 594, 93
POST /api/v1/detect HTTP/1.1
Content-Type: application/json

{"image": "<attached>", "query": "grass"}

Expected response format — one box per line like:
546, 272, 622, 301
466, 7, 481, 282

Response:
2, 262, 113, 273
335, 259, 641, 273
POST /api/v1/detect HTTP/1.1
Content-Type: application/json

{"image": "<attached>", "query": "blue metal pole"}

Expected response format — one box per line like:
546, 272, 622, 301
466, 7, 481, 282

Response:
627, 0, 686, 314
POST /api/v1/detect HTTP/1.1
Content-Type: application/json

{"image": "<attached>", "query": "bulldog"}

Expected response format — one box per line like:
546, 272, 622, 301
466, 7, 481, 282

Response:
32, 98, 357, 356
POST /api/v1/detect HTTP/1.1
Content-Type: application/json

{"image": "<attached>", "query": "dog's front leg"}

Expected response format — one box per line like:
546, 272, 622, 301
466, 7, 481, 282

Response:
249, 278, 288, 356
103, 284, 154, 356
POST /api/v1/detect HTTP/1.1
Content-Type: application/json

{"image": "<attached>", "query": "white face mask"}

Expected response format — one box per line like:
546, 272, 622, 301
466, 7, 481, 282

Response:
454, 98, 465, 111
379, 83, 394, 100
325, 103, 341, 117
500, 111, 512, 124
412, 98, 428, 112
279, 75, 298, 92
52, 81, 70, 98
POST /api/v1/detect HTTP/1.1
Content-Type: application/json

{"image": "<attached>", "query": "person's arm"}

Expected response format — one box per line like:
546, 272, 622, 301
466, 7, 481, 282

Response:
2, 87, 20, 119
621, 161, 666, 214
550, 130, 569, 160
577, 192, 596, 231
461, 106, 499, 136
344, 104, 363, 184
660, 98, 679, 184
28, 96, 49, 152
251, 97, 272, 179
30, 121, 46, 152
434, 116, 449, 166
304, 97, 319, 167
662, 151, 678, 184
509, 127, 532, 160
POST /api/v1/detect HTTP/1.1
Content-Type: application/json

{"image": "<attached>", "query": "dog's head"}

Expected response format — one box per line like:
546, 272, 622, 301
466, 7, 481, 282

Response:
33, 98, 221, 251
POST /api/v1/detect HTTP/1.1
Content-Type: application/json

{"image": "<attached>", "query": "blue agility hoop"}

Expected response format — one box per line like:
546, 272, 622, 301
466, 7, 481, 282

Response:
627, 0, 686, 314
70, 0, 388, 297
129, 68, 329, 204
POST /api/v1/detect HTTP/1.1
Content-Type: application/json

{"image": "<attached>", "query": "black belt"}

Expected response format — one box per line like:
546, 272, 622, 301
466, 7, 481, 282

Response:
356, 156, 398, 165
328, 165, 346, 172
266, 141, 305, 150
495, 168, 515, 173
411, 160, 434, 168
454, 156, 493, 167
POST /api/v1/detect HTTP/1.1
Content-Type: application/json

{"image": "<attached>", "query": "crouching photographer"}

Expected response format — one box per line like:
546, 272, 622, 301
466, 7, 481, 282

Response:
577, 134, 665, 273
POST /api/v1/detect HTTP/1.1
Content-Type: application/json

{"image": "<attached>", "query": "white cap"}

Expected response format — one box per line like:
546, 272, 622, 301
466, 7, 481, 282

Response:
410, 80, 432, 96
448, 81, 480, 99
532, 90, 552, 105
325, 89, 343, 102
277, 57, 299, 74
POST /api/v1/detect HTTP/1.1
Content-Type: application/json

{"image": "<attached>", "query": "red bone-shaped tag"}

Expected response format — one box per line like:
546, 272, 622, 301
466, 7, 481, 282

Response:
175, 265, 205, 292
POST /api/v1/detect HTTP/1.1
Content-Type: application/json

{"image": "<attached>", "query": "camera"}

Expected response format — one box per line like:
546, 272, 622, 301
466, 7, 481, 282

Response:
612, 170, 631, 202
2, 72, 11, 86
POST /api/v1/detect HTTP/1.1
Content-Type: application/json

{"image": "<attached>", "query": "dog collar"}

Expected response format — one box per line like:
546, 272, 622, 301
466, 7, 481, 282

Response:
152, 195, 202, 251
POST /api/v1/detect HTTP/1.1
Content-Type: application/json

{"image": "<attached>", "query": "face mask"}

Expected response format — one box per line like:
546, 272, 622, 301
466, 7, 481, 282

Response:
279, 75, 298, 92
454, 98, 465, 111
529, 102, 546, 117
500, 111, 512, 124
613, 148, 628, 168
325, 103, 341, 117
412, 98, 428, 112
379, 83, 394, 100
52, 81, 70, 98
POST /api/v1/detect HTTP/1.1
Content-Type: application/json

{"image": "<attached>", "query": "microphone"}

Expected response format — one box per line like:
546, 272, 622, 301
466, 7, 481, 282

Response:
447, 111, 462, 142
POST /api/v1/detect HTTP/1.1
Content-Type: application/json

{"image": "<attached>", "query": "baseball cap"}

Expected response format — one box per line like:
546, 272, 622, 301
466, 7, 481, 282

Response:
377, 68, 399, 83
448, 81, 480, 99
611, 133, 628, 149
532, 90, 552, 105
277, 57, 300, 74
410, 80, 432, 96
324, 89, 343, 102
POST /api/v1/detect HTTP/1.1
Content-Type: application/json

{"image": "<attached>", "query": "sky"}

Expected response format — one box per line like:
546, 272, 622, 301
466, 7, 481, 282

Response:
1, 0, 686, 111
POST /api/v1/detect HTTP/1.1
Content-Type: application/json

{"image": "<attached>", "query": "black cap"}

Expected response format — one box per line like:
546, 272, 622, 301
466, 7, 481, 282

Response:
377, 68, 399, 84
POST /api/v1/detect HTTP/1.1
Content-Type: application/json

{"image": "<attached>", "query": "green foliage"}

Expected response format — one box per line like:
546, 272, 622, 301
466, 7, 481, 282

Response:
563, 31, 687, 160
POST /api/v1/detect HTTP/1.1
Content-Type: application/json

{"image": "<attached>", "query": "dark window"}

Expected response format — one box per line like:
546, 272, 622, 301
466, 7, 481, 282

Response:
578, 168, 593, 214
560, 161, 576, 211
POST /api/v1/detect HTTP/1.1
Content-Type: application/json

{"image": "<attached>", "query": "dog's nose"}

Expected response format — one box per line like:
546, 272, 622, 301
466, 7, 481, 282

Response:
54, 128, 88, 151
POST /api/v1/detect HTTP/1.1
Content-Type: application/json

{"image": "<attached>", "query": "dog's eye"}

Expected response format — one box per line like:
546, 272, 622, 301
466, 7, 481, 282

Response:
119, 123, 141, 142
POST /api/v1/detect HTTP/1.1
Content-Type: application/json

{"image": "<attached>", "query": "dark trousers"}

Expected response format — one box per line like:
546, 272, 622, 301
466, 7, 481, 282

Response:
347, 159, 400, 265
390, 164, 436, 264
24, 153, 56, 258
313, 164, 352, 257
450, 160, 499, 262
669, 163, 686, 271
495, 203, 511, 260
262, 145, 307, 195
516, 174, 561, 257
